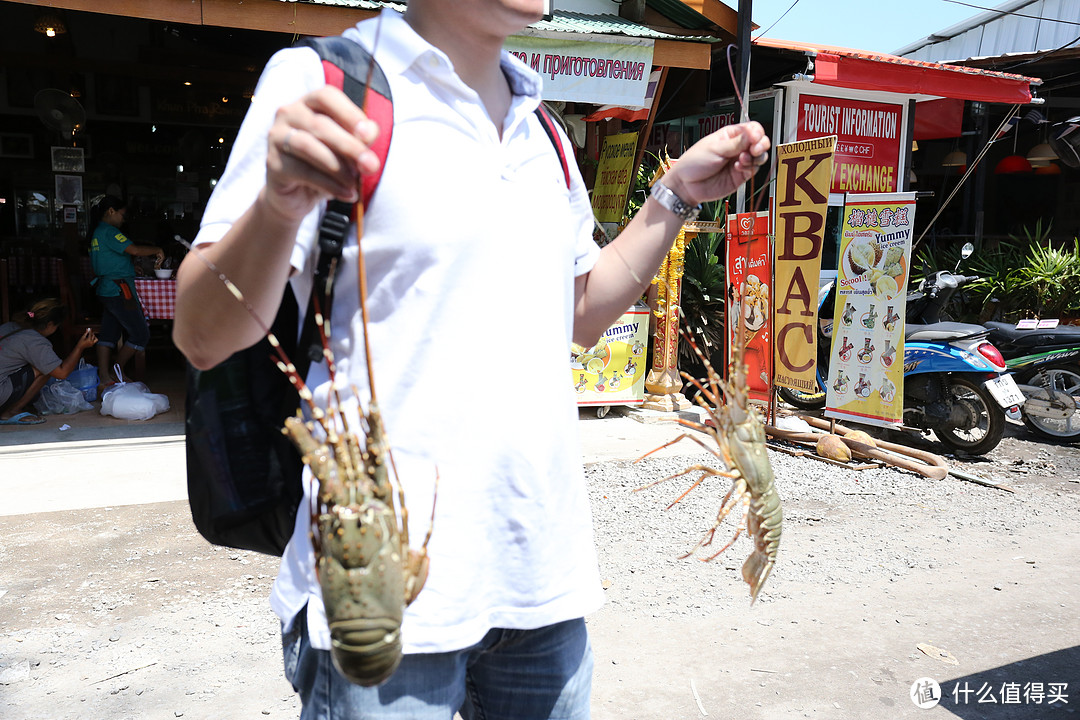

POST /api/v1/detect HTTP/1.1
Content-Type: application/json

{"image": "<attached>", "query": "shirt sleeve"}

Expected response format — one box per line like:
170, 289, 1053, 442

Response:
26, 334, 62, 376
563, 133, 601, 278
103, 230, 130, 255
194, 46, 327, 275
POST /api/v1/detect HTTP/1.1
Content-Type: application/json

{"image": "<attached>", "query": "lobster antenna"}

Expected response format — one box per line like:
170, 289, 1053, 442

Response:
176, 236, 329, 430
355, 11, 384, 407
351, 12, 410, 513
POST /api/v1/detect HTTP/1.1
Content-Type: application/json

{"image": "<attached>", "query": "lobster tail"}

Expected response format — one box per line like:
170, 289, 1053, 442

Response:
329, 618, 403, 686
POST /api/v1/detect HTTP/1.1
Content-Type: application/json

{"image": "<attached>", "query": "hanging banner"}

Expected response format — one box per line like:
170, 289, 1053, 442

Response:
825, 192, 916, 427
591, 132, 638, 222
797, 95, 903, 194
726, 211, 772, 401
505, 35, 653, 106
571, 305, 650, 407
773, 135, 837, 393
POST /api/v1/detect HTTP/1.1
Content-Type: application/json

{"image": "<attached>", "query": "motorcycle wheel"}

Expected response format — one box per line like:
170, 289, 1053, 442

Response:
1020, 364, 1080, 441
777, 384, 826, 410
932, 376, 1006, 455
776, 311, 831, 411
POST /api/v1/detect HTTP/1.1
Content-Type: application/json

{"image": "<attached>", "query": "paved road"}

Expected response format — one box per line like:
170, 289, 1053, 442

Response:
0, 407, 693, 517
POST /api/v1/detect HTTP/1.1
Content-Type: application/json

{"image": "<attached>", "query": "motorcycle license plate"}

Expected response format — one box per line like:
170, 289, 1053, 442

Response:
985, 375, 1025, 408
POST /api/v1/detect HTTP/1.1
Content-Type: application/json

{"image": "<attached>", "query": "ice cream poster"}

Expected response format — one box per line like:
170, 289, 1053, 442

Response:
825, 192, 916, 427
725, 211, 772, 401
571, 305, 649, 406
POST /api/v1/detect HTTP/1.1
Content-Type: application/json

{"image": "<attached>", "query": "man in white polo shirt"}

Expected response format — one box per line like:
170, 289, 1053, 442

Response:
174, 1, 769, 717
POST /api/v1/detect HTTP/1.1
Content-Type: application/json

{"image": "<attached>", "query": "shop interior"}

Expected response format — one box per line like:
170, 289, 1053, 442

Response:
0, 5, 292, 341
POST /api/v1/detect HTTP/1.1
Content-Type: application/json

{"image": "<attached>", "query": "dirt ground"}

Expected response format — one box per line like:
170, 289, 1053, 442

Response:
0, 418, 1076, 719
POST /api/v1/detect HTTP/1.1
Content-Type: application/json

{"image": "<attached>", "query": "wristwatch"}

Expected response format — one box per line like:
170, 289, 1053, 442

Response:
650, 180, 702, 223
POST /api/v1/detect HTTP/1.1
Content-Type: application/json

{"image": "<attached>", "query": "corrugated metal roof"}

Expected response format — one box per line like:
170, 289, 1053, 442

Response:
755, 36, 1040, 103
893, 0, 1080, 63
524, 12, 718, 42
645, 0, 714, 30
756, 36, 1037, 82
276, 0, 718, 42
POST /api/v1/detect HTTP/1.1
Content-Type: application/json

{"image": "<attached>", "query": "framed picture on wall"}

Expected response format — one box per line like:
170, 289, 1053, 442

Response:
55, 174, 83, 206
51, 146, 85, 173
0, 133, 34, 158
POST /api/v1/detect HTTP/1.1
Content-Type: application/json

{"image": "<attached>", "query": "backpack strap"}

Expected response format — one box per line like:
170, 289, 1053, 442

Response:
534, 104, 572, 190
297, 36, 393, 213
294, 35, 394, 367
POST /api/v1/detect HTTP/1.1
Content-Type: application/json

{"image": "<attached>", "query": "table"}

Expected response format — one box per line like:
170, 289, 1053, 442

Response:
133, 278, 176, 320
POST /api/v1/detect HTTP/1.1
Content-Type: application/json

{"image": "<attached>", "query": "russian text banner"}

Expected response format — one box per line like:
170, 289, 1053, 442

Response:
591, 132, 638, 223
505, 35, 653, 106
773, 135, 837, 392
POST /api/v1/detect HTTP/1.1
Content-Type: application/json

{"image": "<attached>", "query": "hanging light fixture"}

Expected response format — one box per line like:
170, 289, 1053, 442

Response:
942, 149, 968, 167
995, 124, 1034, 174
1027, 142, 1058, 162
995, 155, 1033, 174
34, 13, 66, 37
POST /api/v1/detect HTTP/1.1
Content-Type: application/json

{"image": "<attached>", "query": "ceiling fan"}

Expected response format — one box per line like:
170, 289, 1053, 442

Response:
34, 88, 87, 144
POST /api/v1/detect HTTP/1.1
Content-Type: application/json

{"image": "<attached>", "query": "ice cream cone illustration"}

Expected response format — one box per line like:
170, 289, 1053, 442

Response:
883, 305, 900, 333
862, 304, 878, 329
880, 341, 897, 367
833, 371, 850, 394
858, 338, 875, 364
838, 336, 855, 362
574, 373, 587, 393
841, 302, 856, 326
878, 376, 896, 403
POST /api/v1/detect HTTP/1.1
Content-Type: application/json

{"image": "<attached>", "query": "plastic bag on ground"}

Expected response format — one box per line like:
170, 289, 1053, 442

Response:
67, 361, 99, 404
101, 381, 170, 420
35, 379, 94, 415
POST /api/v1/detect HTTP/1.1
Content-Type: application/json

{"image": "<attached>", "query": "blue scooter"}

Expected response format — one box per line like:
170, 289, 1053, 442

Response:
778, 245, 1022, 455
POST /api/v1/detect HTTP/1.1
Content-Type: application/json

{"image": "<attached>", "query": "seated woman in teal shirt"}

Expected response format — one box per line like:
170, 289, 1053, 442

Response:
88, 195, 164, 387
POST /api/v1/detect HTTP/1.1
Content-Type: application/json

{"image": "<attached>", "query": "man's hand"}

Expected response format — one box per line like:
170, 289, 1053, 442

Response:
263, 86, 382, 224
660, 122, 770, 207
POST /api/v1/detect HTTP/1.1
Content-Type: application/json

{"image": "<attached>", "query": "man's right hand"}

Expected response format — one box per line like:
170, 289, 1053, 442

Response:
264, 86, 382, 224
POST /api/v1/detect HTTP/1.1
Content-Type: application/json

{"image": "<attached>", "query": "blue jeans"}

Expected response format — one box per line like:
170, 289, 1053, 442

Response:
98, 293, 150, 351
282, 608, 593, 720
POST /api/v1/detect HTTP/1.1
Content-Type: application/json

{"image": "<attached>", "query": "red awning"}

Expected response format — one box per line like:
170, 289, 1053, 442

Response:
583, 106, 650, 123
914, 98, 965, 140
754, 37, 1039, 105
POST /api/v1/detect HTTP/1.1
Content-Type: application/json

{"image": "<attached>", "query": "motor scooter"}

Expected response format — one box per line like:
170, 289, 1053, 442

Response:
778, 243, 1023, 455
984, 321, 1080, 441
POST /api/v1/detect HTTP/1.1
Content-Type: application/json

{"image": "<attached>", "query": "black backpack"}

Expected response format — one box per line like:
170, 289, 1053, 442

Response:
185, 36, 572, 556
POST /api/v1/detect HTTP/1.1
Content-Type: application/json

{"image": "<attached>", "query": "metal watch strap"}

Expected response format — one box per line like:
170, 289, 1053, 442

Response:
650, 180, 702, 222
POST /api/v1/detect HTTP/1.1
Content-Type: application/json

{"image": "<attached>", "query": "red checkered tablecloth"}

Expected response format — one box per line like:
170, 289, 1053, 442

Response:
134, 278, 176, 320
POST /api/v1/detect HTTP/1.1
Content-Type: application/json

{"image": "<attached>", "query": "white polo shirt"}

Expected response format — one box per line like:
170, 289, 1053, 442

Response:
196, 9, 604, 654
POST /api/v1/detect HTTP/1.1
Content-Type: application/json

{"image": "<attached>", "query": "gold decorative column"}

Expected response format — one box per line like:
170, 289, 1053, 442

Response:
642, 225, 692, 412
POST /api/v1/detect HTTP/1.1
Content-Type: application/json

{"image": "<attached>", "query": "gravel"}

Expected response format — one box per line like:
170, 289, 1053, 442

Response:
586, 428, 1078, 618
2, 418, 1077, 718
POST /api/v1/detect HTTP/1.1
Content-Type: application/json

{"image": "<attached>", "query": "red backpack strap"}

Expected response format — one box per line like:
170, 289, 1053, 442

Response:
534, 104, 572, 190
296, 36, 393, 212
293, 35, 393, 364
